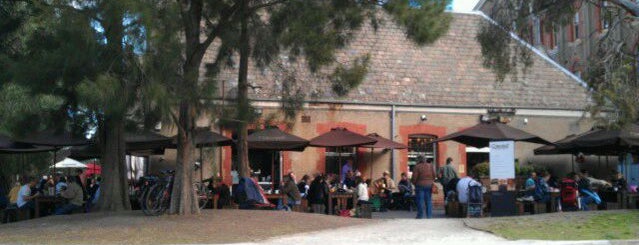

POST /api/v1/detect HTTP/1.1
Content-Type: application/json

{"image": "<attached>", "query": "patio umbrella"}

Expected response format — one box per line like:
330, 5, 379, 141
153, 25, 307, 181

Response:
360, 133, 407, 179
85, 162, 101, 177
309, 127, 377, 179
67, 145, 101, 160
248, 127, 309, 189
571, 123, 639, 149
533, 129, 619, 155
0, 136, 56, 174
434, 121, 551, 148
17, 129, 92, 174
125, 130, 173, 153
169, 127, 233, 184
51, 158, 87, 169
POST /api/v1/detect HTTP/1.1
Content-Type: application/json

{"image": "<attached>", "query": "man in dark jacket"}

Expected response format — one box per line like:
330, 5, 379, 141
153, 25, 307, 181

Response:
308, 174, 328, 214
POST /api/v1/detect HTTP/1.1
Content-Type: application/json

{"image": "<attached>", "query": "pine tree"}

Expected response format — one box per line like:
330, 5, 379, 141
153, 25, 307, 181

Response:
154, 0, 452, 214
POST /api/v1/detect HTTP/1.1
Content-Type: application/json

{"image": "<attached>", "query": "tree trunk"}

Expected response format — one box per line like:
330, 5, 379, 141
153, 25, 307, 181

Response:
169, 0, 206, 215
96, 117, 131, 211
236, 0, 251, 178
169, 102, 200, 215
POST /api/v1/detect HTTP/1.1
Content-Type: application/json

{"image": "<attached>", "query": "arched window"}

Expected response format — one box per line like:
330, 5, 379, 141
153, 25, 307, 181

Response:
407, 134, 438, 172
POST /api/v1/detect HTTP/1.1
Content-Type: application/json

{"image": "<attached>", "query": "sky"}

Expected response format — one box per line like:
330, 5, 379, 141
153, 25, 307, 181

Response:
451, 0, 480, 12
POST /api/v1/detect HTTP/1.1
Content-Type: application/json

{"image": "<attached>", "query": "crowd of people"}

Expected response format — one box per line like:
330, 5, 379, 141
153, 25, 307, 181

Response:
2, 169, 101, 220
516, 168, 629, 212
268, 156, 450, 219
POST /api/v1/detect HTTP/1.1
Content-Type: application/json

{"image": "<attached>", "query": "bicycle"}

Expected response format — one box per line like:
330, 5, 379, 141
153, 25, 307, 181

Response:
142, 170, 174, 216
141, 170, 212, 215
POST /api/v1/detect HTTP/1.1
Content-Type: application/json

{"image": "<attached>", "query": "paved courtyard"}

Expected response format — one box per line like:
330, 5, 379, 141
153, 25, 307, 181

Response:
245, 209, 624, 245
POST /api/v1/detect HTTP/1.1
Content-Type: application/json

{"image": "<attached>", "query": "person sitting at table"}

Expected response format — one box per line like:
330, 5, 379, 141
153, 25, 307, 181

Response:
393, 172, 413, 210
297, 174, 310, 198
55, 176, 84, 215
355, 176, 370, 205
308, 174, 328, 214
576, 170, 602, 211
398, 172, 413, 195
456, 175, 481, 205
54, 174, 67, 195
17, 176, 39, 214
518, 172, 537, 202
611, 171, 627, 192
343, 170, 356, 189
280, 172, 301, 210
374, 171, 396, 211
535, 171, 551, 203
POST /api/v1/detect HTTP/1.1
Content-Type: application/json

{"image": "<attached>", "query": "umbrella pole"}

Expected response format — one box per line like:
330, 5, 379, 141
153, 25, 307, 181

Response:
571, 155, 575, 173
200, 147, 204, 185
53, 150, 57, 175
271, 151, 275, 191
370, 148, 373, 180
338, 147, 342, 183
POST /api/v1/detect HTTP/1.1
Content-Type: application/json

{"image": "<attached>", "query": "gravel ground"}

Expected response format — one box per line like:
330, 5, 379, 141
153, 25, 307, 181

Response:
0, 210, 369, 244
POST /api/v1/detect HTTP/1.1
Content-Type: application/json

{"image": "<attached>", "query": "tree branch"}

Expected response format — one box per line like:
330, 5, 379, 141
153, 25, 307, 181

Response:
608, 0, 639, 17
249, 0, 288, 11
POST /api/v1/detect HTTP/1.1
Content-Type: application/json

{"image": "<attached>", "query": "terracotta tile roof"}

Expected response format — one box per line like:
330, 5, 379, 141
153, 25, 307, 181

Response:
207, 13, 591, 110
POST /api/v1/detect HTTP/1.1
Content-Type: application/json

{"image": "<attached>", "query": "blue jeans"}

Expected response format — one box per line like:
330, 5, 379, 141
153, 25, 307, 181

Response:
55, 204, 80, 215
415, 185, 432, 219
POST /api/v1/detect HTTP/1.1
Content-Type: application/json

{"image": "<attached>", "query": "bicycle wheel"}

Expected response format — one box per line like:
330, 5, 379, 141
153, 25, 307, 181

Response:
143, 183, 169, 216
194, 182, 210, 210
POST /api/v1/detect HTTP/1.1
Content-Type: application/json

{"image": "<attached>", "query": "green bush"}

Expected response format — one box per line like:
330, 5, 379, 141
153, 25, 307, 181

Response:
472, 162, 489, 177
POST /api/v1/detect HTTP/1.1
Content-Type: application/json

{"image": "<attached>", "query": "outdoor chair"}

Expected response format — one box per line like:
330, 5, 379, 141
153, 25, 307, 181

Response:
369, 195, 383, 212
357, 203, 372, 219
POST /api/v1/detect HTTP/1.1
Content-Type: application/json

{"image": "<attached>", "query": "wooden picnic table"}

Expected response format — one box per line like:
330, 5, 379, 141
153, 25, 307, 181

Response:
35, 195, 65, 218
328, 192, 355, 215
264, 193, 287, 205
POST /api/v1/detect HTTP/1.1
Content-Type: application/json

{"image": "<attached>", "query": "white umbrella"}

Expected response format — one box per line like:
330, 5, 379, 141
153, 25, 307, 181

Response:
51, 158, 87, 169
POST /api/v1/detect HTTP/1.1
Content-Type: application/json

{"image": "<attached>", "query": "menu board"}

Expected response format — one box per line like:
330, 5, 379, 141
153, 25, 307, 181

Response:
489, 141, 515, 179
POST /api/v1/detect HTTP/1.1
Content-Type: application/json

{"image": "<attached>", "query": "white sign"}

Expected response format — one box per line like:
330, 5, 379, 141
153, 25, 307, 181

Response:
489, 141, 515, 179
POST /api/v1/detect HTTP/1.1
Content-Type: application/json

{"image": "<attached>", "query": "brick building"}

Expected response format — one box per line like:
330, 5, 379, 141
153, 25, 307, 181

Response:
476, 0, 624, 76
151, 13, 596, 194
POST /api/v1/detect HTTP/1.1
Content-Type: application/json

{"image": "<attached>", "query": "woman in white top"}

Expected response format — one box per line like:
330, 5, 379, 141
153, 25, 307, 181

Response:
355, 177, 370, 205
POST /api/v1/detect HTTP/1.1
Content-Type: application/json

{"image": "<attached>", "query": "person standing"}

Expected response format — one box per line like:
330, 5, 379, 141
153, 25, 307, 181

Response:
297, 175, 310, 198
355, 177, 370, 205
308, 174, 328, 214
438, 157, 458, 201
341, 159, 353, 183
280, 173, 301, 210
411, 155, 436, 219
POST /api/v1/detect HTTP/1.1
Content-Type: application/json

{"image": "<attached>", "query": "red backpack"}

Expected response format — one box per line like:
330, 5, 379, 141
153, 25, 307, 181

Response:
560, 178, 578, 208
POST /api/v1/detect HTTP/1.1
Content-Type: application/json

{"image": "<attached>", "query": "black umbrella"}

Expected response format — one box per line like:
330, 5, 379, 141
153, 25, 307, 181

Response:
360, 133, 407, 179
310, 127, 377, 179
0, 134, 56, 174
125, 131, 173, 153
571, 123, 639, 149
15, 130, 91, 173
170, 128, 233, 184
434, 121, 551, 148
248, 127, 309, 189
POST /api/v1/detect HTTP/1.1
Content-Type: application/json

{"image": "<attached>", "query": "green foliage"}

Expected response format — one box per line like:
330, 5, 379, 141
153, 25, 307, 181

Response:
472, 162, 490, 177
0, 83, 64, 134
383, 0, 452, 45
330, 55, 370, 97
